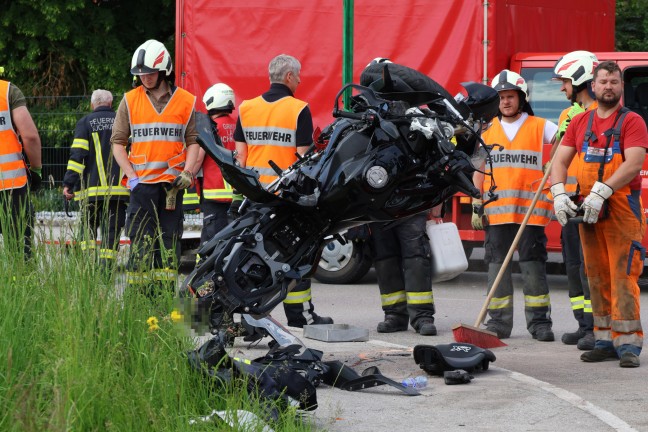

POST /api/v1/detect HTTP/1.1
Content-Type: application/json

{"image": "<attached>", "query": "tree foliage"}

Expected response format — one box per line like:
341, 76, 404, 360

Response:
0, 0, 175, 97
1, 0, 647, 99
616, 0, 648, 51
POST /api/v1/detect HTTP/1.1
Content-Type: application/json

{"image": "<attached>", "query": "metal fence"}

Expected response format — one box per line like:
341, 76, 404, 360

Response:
28, 95, 122, 187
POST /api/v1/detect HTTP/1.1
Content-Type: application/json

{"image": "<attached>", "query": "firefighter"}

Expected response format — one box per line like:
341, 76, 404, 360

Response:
63, 89, 129, 268
472, 70, 558, 341
552, 60, 647, 368
111, 39, 199, 295
550, 50, 599, 350
195, 83, 238, 244
370, 213, 437, 336
0, 78, 42, 258
233, 54, 333, 327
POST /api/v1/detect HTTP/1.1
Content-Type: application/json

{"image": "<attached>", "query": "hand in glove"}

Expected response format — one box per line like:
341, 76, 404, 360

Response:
550, 182, 578, 226
471, 199, 484, 230
172, 170, 193, 189
582, 181, 613, 224
557, 103, 585, 139
28, 167, 42, 192
227, 192, 244, 222
127, 176, 140, 190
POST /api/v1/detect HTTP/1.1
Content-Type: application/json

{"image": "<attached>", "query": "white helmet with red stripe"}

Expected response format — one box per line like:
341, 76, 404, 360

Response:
130, 39, 173, 77
553, 50, 599, 87
490, 69, 529, 101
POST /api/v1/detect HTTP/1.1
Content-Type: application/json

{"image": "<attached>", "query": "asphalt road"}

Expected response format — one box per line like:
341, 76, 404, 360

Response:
36, 221, 648, 431
228, 270, 648, 432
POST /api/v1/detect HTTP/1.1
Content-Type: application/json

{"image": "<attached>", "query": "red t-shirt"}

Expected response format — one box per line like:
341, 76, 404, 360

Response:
562, 106, 648, 190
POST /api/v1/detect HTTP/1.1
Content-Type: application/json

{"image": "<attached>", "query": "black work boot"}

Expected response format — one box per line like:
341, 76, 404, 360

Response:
581, 348, 618, 362
415, 319, 437, 336
377, 314, 409, 333
576, 332, 595, 350
532, 326, 555, 342
562, 328, 585, 345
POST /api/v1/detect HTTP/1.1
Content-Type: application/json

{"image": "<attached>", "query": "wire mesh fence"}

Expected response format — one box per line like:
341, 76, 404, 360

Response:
28, 94, 123, 188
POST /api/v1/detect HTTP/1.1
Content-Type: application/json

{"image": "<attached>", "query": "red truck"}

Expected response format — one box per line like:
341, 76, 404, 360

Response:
175, 0, 648, 282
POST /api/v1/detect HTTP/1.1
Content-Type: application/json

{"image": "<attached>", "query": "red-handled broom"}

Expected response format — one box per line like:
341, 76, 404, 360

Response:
452, 151, 558, 348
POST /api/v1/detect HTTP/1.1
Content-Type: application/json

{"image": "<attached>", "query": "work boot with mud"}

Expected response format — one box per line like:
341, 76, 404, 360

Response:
377, 314, 408, 333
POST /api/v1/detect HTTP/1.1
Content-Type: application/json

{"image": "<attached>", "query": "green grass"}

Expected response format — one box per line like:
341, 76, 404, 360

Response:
0, 208, 314, 431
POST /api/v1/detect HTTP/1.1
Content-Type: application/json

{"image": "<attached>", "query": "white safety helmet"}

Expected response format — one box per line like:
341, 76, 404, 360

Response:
553, 50, 599, 87
490, 70, 529, 101
130, 39, 173, 76
203, 83, 236, 112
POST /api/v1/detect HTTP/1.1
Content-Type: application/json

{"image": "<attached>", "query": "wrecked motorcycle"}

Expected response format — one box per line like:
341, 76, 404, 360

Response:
182, 62, 500, 413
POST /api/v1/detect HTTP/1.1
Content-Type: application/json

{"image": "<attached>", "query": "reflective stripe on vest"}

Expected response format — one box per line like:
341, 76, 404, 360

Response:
0, 80, 27, 190
239, 95, 307, 187
482, 116, 553, 226
125, 86, 195, 184
202, 114, 236, 202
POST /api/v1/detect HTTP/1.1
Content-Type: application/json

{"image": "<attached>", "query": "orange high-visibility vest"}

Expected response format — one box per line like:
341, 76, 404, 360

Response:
482, 116, 553, 226
558, 101, 598, 195
239, 95, 308, 187
0, 80, 27, 190
202, 114, 236, 202
125, 86, 195, 184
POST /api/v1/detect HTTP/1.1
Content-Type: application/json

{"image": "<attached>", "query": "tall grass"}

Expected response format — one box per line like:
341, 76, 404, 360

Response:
0, 205, 313, 431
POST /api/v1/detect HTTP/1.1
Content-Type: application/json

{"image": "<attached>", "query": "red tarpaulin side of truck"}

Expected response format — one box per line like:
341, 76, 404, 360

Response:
176, 0, 614, 129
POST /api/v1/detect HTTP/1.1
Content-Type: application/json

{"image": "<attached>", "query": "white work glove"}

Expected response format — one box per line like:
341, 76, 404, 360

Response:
471, 199, 484, 230
582, 181, 613, 224
550, 183, 578, 226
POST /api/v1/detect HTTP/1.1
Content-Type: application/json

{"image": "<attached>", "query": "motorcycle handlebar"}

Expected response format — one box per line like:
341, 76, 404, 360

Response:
452, 169, 481, 199
332, 109, 364, 120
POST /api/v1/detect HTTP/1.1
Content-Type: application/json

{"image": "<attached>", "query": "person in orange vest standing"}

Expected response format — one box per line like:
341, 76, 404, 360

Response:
550, 51, 600, 350
552, 60, 647, 368
0, 76, 42, 258
472, 70, 558, 341
233, 54, 333, 328
111, 39, 199, 295
195, 83, 239, 244
63, 89, 129, 269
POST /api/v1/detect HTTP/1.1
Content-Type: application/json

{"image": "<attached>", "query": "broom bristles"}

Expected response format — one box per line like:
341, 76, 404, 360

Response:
452, 323, 507, 348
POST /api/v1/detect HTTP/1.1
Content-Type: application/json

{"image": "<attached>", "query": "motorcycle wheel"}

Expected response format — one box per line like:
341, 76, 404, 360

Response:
314, 235, 372, 284
360, 62, 457, 103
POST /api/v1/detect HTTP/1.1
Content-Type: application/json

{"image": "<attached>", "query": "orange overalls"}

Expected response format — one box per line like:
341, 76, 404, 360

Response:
577, 108, 645, 355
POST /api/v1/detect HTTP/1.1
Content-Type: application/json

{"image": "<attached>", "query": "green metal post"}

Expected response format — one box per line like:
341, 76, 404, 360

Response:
342, 0, 354, 110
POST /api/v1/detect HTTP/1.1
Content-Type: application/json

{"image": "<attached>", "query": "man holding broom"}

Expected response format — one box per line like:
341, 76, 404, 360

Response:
472, 70, 557, 341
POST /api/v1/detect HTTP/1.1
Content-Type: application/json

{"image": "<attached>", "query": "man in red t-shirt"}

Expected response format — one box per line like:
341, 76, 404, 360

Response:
551, 60, 648, 368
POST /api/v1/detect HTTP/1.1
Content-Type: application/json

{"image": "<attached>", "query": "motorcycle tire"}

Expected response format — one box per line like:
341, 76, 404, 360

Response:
360, 62, 457, 106
314, 235, 372, 284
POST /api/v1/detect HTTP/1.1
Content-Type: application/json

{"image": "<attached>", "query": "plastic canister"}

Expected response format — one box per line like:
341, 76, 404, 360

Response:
426, 220, 468, 282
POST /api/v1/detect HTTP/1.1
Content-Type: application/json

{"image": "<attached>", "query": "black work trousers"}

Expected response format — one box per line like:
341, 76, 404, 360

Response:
125, 183, 184, 286
0, 185, 33, 258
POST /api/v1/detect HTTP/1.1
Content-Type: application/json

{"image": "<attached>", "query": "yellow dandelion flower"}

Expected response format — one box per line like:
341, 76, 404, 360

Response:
147, 316, 159, 326
170, 310, 184, 322
148, 324, 160, 332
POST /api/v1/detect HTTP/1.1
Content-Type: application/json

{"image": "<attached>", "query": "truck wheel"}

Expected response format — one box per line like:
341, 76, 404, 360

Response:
314, 236, 372, 284
360, 62, 457, 104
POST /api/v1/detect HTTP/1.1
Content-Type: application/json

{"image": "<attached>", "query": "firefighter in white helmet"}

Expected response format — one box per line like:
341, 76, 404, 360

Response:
111, 39, 199, 296
549, 50, 599, 350
472, 69, 558, 341
195, 83, 239, 244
